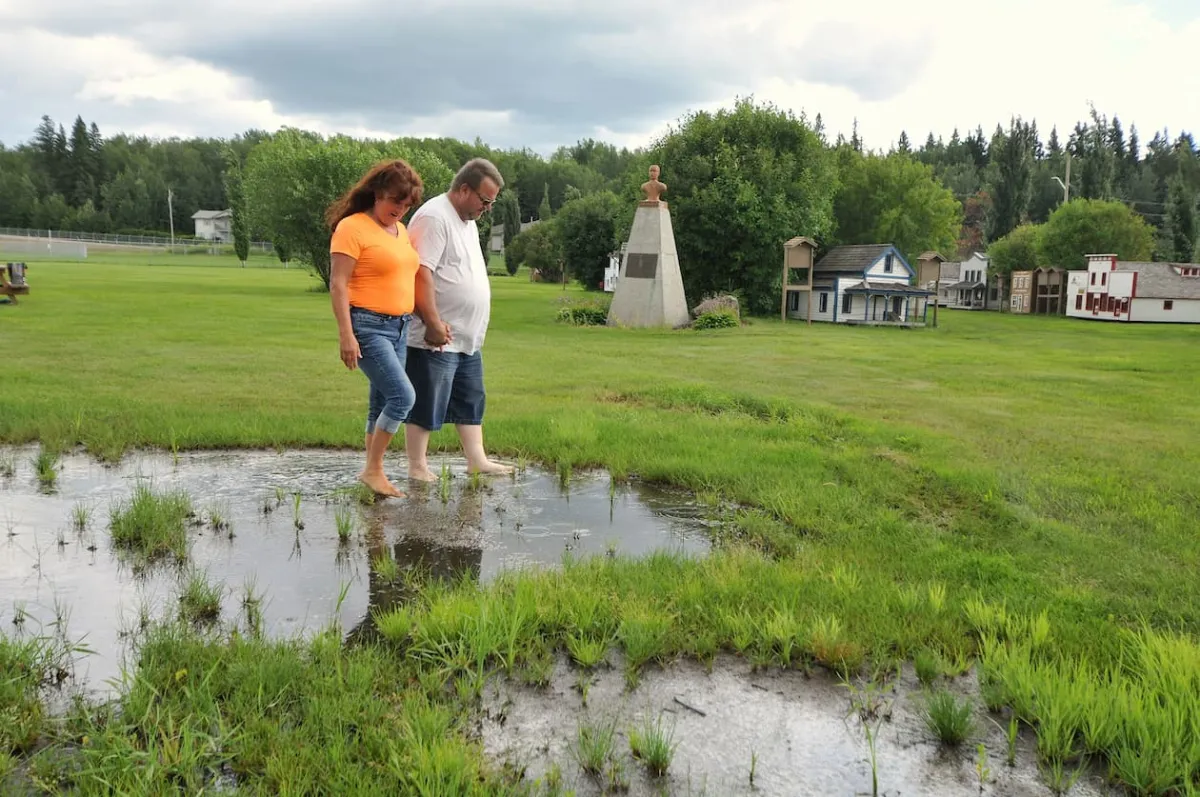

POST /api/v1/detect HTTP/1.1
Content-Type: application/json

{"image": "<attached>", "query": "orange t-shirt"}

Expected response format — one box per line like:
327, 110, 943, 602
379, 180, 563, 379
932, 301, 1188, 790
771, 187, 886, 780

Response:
330, 212, 420, 316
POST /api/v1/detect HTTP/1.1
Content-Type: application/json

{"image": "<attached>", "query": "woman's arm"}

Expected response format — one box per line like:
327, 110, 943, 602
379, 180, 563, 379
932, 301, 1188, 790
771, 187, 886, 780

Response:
330, 253, 360, 369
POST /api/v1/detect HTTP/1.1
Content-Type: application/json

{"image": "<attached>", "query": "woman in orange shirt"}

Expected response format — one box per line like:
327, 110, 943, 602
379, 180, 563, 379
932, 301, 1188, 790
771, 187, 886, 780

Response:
327, 159, 424, 497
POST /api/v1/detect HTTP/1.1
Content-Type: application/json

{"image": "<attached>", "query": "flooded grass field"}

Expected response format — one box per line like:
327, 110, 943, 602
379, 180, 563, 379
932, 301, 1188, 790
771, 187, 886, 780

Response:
0, 444, 711, 695
0, 445, 1131, 795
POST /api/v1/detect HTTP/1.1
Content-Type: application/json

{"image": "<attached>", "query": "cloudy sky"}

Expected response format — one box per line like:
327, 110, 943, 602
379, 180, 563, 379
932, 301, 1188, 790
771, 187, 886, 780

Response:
1, 0, 1197, 155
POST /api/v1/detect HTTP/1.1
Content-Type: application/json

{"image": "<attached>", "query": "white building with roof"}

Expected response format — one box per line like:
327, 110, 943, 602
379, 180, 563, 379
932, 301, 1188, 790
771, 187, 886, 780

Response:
1065, 253, 1200, 323
192, 210, 232, 242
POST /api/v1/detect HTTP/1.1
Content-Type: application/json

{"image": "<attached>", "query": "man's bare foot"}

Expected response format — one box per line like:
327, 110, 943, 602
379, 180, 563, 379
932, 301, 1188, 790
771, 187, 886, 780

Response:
467, 459, 514, 476
358, 469, 404, 497
407, 466, 438, 483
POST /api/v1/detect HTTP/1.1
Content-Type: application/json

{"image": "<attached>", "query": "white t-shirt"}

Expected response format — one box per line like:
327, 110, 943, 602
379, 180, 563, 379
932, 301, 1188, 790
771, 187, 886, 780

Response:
406, 193, 491, 355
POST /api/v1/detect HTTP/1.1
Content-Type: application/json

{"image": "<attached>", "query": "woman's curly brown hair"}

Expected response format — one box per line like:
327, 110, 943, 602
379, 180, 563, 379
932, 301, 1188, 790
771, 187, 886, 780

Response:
326, 158, 423, 231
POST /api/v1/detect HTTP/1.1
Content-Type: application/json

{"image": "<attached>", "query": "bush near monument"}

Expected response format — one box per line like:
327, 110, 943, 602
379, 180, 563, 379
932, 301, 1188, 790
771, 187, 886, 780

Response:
554, 295, 610, 325
692, 310, 740, 329
691, 294, 741, 322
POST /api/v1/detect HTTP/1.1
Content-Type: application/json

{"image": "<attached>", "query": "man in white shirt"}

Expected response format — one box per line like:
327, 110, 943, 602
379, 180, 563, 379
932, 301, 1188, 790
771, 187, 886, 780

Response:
404, 158, 513, 481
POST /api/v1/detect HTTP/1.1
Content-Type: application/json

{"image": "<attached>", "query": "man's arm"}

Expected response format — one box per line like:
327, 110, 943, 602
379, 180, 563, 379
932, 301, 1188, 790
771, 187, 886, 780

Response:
414, 266, 451, 346
408, 213, 452, 346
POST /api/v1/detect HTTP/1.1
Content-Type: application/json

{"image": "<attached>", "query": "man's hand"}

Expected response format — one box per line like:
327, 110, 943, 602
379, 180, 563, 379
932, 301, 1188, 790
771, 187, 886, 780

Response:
424, 320, 453, 348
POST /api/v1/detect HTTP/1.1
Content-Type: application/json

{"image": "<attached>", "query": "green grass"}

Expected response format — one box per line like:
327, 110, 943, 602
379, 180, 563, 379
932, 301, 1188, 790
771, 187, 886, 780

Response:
629, 713, 677, 777
179, 569, 223, 624
924, 689, 976, 747
2, 255, 1200, 793
108, 482, 196, 564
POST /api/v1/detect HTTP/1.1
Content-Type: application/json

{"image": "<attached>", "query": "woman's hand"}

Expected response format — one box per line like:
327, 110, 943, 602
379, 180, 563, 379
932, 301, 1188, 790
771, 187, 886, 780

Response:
340, 334, 361, 369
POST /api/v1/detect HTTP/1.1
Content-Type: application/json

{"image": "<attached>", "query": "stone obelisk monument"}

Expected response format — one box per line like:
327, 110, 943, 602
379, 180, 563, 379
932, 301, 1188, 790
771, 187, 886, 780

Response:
607, 165, 689, 328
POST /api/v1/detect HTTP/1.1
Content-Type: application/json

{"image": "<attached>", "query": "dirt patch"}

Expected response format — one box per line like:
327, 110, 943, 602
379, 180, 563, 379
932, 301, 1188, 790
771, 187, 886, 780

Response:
481, 653, 1119, 797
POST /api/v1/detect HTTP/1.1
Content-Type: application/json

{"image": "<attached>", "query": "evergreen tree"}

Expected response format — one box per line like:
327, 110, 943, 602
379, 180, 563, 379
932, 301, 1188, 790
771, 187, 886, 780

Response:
68, 116, 99, 209
896, 130, 911, 154
1047, 126, 1062, 157
985, 118, 1036, 241
537, 183, 551, 220
32, 115, 68, 197
1165, 174, 1197, 262
965, 126, 989, 171
223, 148, 250, 266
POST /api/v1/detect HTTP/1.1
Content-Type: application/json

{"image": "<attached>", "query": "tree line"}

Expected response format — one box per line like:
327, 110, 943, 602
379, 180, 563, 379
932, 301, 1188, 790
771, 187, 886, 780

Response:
2, 102, 1197, 314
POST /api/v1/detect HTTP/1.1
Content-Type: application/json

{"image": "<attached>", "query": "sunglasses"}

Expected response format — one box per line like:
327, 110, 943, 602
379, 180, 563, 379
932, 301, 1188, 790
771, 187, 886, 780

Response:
471, 187, 497, 208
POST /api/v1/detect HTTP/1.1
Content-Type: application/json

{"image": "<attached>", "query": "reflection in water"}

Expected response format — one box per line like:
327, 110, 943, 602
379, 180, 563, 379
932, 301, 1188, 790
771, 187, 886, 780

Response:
347, 489, 486, 644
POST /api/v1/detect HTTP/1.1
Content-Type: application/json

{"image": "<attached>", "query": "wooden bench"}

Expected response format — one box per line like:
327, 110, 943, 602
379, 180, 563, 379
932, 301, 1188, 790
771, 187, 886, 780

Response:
1, 262, 29, 305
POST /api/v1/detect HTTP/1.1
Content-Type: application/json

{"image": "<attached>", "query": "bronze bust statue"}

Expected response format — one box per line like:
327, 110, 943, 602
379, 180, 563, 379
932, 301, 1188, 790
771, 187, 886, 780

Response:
641, 165, 667, 203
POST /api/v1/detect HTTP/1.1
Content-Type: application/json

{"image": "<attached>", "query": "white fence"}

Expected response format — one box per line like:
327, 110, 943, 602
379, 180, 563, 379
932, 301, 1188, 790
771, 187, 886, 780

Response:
1, 237, 88, 259
0, 227, 274, 253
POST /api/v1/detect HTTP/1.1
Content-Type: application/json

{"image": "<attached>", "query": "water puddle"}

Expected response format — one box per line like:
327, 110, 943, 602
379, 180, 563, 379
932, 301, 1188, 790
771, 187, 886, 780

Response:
0, 445, 711, 693
482, 654, 1120, 797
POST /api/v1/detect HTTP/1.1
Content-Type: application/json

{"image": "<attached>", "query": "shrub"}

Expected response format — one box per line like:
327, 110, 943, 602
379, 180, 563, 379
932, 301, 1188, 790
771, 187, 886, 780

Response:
555, 297, 610, 326
693, 310, 739, 330
556, 306, 609, 326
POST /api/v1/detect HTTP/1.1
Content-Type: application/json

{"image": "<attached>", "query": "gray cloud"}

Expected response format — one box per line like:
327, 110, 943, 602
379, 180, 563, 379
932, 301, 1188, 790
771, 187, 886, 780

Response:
179, 5, 724, 134
794, 22, 933, 102
0, 0, 934, 149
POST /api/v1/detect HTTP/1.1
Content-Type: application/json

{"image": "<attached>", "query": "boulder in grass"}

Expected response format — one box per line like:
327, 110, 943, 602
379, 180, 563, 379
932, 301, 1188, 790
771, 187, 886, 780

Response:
691, 294, 740, 321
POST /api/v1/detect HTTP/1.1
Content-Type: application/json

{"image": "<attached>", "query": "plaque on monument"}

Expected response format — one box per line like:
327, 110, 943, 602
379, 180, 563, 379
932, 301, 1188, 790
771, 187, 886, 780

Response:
625, 252, 658, 279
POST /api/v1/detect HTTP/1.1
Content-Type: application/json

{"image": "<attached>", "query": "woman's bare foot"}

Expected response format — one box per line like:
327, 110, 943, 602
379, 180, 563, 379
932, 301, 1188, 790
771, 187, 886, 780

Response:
358, 469, 404, 497
467, 459, 514, 475
407, 465, 438, 482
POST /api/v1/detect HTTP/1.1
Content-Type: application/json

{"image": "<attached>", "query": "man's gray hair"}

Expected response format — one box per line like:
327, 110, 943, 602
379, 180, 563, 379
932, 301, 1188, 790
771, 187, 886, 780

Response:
451, 158, 504, 192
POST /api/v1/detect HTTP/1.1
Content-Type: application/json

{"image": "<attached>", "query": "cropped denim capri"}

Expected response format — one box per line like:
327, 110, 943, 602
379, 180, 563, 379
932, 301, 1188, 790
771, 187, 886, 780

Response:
349, 306, 416, 435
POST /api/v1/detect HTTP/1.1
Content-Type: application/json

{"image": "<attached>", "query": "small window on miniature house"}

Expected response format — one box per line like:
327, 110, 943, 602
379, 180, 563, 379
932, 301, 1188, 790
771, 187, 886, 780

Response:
788, 291, 799, 312
884, 254, 894, 273
1101, 272, 1107, 286
1076, 295, 1083, 310
1164, 300, 1174, 311
842, 293, 853, 313
1091, 273, 1096, 285
819, 293, 829, 313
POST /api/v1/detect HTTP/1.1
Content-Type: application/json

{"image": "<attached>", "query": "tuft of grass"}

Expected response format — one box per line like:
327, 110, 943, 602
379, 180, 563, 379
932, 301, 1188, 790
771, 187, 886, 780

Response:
372, 551, 400, 584
617, 606, 673, 678
573, 720, 615, 777
178, 570, 222, 623
628, 714, 676, 777
70, 500, 92, 532
565, 632, 609, 670
334, 504, 355, 543
32, 446, 58, 489
913, 649, 943, 686
373, 605, 416, 644
809, 615, 864, 676
438, 461, 452, 504
108, 482, 194, 563
0, 452, 16, 478
241, 577, 264, 637
205, 502, 230, 534
924, 689, 975, 747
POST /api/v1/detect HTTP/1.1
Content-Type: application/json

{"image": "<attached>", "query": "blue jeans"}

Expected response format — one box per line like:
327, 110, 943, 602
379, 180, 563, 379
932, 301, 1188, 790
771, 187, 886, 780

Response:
350, 307, 416, 435
405, 348, 486, 431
